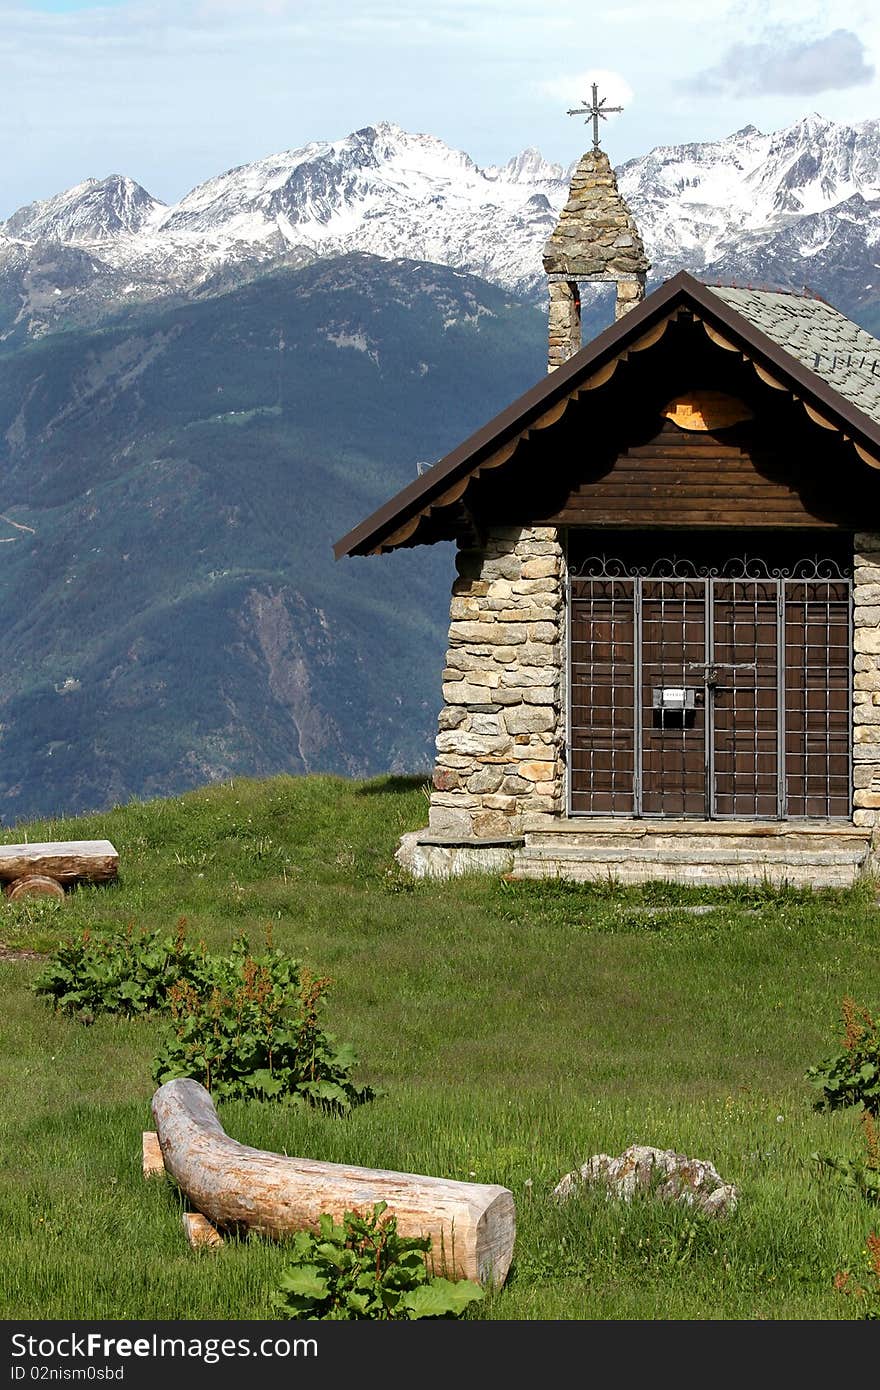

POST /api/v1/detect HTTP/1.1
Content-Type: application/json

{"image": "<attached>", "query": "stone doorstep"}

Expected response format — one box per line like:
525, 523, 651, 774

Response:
397, 824, 873, 885
524, 818, 869, 839
512, 863, 861, 888
520, 847, 868, 866
514, 817, 873, 885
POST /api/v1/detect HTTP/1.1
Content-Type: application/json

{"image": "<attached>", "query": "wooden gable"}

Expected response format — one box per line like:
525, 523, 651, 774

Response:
467, 314, 880, 531
334, 273, 880, 557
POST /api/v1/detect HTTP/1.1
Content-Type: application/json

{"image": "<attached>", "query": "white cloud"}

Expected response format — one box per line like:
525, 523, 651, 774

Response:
687, 27, 874, 96
2, 1, 880, 221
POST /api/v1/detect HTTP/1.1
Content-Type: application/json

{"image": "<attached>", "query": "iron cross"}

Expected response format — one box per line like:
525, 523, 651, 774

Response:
567, 82, 623, 151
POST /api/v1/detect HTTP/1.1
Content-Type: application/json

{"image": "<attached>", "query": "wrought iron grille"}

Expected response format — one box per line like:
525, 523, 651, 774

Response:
567, 545, 852, 819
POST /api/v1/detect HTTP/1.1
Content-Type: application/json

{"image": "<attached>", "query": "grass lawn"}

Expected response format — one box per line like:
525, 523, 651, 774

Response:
1, 772, 878, 1320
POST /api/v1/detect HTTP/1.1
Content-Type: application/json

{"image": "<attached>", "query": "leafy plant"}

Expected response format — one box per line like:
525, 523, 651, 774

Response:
34, 920, 374, 1112
271, 1202, 483, 1320
32, 919, 210, 1019
810, 999, 880, 1205
807, 998, 880, 1117
151, 935, 375, 1111
815, 1114, 880, 1204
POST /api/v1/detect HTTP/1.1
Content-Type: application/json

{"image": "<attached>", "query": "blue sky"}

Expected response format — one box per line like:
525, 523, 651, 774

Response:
2, 0, 880, 217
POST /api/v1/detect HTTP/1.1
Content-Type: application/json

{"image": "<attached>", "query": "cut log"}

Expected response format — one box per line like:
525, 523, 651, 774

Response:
152, 1078, 515, 1287
5, 875, 64, 901
0, 840, 118, 886
183, 1212, 224, 1249
142, 1130, 166, 1179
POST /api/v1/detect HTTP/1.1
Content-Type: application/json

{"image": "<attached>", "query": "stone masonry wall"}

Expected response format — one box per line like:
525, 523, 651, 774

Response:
542, 147, 649, 365
427, 526, 565, 839
547, 280, 581, 373
542, 150, 649, 285
853, 531, 880, 827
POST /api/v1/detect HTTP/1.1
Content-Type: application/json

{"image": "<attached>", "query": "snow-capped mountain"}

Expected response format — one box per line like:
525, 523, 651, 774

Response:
617, 115, 880, 288
4, 114, 880, 343
5, 175, 165, 243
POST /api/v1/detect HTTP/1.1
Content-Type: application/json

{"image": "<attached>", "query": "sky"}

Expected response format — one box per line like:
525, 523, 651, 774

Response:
2, 0, 880, 218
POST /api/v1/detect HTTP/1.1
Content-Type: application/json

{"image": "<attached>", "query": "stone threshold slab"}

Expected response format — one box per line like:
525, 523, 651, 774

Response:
524, 819, 867, 839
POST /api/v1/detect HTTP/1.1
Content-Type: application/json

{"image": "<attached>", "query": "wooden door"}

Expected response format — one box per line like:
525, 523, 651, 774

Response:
567, 540, 852, 820
569, 576, 636, 815
711, 579, 780, 818
639, 578, 707, 816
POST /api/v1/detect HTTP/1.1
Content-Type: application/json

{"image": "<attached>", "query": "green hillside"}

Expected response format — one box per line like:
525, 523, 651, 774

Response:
0, 255, 545, 823
1, 774, 878, 1319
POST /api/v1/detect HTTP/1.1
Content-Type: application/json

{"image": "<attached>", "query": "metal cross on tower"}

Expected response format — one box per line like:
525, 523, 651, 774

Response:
567, 82, 623, 151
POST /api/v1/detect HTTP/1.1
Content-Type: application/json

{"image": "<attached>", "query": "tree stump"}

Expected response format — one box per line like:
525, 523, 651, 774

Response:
142, 1131, 166, 1179
5, 875, 65, 901
182, 1212, 224, 1249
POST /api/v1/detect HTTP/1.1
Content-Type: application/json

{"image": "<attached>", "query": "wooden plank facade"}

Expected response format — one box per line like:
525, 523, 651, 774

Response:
550, 419, 844, 528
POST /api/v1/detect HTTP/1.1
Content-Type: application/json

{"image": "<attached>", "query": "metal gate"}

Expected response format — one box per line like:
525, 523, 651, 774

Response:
568, 543, 852, 819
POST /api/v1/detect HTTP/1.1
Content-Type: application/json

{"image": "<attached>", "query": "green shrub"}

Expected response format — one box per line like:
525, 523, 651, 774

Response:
151, 935, 375, 1111
32, 920, 210, 1019
810, 999, 880, 1206
271, 1203, 483, 1320
807, 998, 880, 1117
34, 923, 375, 1112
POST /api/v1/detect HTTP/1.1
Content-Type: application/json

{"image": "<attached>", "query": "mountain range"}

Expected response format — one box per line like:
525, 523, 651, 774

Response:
0, 255, 543, 822
4, 113, 880, 347
2, 113, 880, 821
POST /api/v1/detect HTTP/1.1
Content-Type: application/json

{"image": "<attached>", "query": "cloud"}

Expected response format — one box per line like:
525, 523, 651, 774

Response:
687, 27, 875, 96
535, 68, 634, 118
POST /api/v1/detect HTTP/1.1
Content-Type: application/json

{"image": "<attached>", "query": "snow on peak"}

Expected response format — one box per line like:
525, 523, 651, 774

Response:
618, 112, 880, 272
3, 114, 880, 327
484, 147, 565, 184
146, 123, 563, 292
5, 175, 166, 243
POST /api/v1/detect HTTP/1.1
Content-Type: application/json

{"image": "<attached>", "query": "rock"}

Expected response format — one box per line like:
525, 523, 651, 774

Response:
503, 705, 556, 735
467, 767, 505, 795
521, 558, 558, 580
517, 760, 556, 782
438, 706, 467, 730
552, 1144, 738, 1216
472, 809, 518, 838
470, 713, 504, 736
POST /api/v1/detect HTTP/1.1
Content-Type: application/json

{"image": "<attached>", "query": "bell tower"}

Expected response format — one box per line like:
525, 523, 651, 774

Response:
542, 83, 649, 371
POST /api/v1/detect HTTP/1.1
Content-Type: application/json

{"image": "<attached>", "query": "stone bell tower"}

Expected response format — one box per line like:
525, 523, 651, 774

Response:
543, 84, 649, 371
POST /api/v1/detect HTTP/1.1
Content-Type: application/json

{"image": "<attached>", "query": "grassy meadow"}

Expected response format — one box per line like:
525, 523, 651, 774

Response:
1, 772, 878, 1320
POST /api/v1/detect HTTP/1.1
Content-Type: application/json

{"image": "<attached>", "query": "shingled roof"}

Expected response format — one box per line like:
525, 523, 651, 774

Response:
334, 270, 880, 558
710, 285, 880, 426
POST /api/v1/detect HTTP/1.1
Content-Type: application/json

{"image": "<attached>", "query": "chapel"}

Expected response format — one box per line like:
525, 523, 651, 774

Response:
334, 115, 880, 886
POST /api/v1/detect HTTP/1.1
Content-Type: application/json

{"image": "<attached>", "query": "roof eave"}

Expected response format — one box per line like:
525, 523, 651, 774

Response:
333, 272, 697, 558
333, 271, 880, 558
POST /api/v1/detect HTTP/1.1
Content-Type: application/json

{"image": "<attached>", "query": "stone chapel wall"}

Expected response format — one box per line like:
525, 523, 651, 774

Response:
427, 526, 566, 838
853, 531, 880, 827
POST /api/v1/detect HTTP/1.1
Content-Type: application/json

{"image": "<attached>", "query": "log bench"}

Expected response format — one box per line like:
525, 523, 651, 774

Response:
151, 1078, 516, 1286
0, 839, 118, 900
